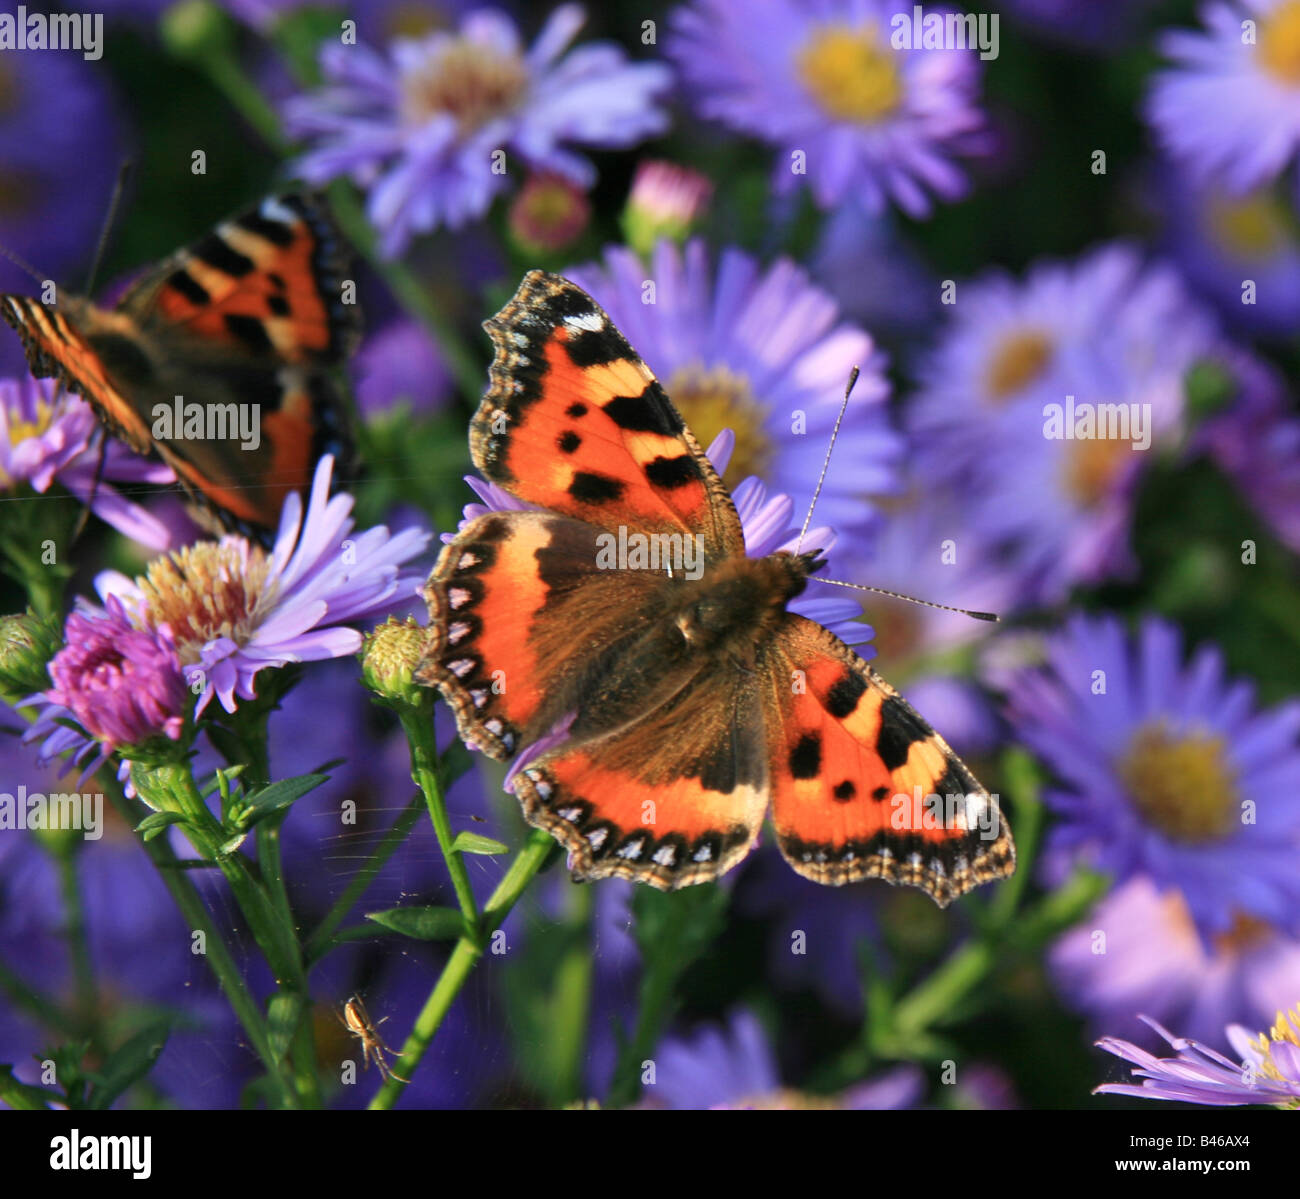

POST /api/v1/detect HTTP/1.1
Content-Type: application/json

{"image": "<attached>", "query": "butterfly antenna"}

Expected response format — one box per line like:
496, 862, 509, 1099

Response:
0, 241, 47, 287
812, 576, 999, 623
796, 366, 857, 553
84, 160, 134, 295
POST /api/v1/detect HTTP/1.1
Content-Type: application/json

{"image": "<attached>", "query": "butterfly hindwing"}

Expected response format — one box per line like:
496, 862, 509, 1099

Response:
763, 616, 1015, 905
472, 271, 743, 556
511, 664, 769, 889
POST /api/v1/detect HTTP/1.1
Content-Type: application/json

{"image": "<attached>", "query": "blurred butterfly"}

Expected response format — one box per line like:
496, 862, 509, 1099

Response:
1, 193, 358, 538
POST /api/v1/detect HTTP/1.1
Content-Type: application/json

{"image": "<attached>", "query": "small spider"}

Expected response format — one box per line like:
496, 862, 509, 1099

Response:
338, 994, 409, 1084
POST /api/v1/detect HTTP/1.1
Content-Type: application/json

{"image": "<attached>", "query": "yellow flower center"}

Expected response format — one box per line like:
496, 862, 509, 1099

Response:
401, 37, 528, 132
1, 396, 56, 488
133, 539, 271, 662
728, 1088, 842, 1110
985, 329, 1054, 402
1247, 1005, 1300, 1087
796, 25, 902, 124
382, 3, 450, 40
1118, 721, 1238, 843
1259, 1, 1300, 86
1063, 434, 1135, 508
1206, 190, 1291, 259
663, 363, 771, 485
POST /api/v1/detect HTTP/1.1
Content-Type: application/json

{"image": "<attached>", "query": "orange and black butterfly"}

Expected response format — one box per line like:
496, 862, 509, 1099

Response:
1, 193, 359, 537
420, 272, 1015, 905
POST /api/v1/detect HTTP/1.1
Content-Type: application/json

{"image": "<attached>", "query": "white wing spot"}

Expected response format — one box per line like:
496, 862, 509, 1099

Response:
563, 311, 605, 333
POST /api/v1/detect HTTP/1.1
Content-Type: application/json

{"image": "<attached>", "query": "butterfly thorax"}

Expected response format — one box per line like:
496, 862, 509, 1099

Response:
672, 550, 823, 656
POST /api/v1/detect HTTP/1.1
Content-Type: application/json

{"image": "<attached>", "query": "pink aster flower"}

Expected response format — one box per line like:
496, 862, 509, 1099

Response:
94, 456, 430, 716
44, 595, 188, 751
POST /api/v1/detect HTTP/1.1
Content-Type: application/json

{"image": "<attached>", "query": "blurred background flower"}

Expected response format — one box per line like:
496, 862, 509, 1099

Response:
287, 4, 671, 255
669, 0, 987, 217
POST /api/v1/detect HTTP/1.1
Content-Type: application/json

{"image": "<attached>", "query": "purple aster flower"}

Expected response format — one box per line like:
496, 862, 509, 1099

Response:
43, 595, 188, 752
642, 1009, 923, 1109
1096, 1009, 1300, 1107
1155, 164, 1300, 336
1194, 350, 1300, 553
1146, 0, 1300, 195
286, 5, 671, 256
355, 319, 453, 418
566, 239, 902, 540
93, 456, 430, 716
809, 206, 939, 339
908, 244, 1216, 472
907, 245, 1218, 603
0, 376, 175, 550
668, 0, 987, 218
1003, 613, 1300, 943
1052, 877, 1300, 1049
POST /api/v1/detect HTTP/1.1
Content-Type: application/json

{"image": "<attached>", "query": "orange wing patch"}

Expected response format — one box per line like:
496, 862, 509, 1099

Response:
0, 297, 154, 453
764, 617, 1015, 906
419, 509, 675, 760
126, 194, 359, 365
470, 271, 743, 555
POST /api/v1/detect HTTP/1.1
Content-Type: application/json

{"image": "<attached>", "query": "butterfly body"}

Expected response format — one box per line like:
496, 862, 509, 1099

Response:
422, 271, 1014, 904
1, 193, 358, 536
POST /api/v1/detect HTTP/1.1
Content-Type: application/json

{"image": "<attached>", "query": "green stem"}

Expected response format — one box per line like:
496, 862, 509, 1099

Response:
0, 958, 79, 1039
368, 829, 556, 1110
220, 712, 323, 1109
890, 940, 996, 1044
397, 705, 478, 923
549, 882, 594, 1106
304, 789, 426, 963
52, 844, 98, 1040
103, 781, 301, 1109
134, 761, 317, 1103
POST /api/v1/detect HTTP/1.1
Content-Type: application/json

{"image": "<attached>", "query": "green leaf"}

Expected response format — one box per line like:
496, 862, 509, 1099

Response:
366, 905, 468, 941
134, 811, 186, 842
231, 772, 329, 830
85, 1025, 170, 1110
266, 992, 302, 1066
0, 1065, 54, 1110
450, 830, 509, 856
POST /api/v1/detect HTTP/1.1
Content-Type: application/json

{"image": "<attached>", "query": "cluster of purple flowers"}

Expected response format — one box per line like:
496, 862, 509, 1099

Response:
1, 0, 1298, 1112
